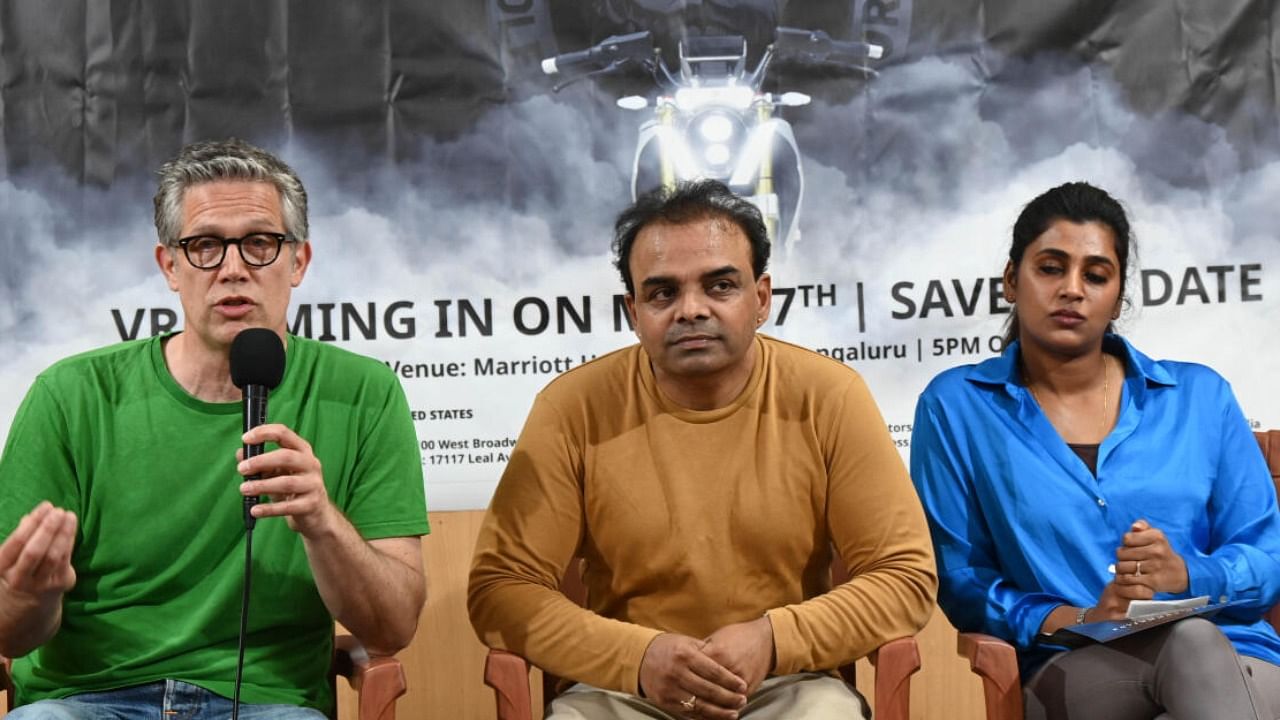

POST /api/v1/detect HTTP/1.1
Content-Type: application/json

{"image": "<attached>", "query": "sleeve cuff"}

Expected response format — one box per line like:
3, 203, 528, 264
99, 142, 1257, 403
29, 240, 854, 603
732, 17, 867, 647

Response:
1186, 552, 1229, 603
621, 626, 665, 696
1010, 596, 1068, 648
764, 607, 802, 675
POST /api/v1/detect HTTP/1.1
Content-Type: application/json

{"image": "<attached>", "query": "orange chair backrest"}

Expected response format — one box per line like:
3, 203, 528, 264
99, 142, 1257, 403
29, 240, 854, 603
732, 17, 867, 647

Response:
1258, 430, 1280, 487
1256, 430, 1280, 633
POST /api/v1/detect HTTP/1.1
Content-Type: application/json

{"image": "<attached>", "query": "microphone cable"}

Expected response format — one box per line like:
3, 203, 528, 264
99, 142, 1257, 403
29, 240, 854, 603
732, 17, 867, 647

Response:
232, 515, 256, 720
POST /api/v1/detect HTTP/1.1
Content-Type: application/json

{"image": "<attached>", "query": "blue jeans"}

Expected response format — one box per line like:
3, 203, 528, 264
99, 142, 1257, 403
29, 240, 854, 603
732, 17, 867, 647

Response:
7, 679, 328, 720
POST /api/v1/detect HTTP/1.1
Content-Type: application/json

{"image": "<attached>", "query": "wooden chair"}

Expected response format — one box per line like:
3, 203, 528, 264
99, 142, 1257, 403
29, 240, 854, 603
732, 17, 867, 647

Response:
958, 429, 1280, 720
0, 633, 407, 720
483, 555, 922, 720
331, 634, 409, 720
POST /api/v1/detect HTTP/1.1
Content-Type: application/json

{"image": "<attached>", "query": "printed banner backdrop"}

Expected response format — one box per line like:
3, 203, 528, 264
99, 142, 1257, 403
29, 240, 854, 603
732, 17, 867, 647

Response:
1, 1, 1277, 510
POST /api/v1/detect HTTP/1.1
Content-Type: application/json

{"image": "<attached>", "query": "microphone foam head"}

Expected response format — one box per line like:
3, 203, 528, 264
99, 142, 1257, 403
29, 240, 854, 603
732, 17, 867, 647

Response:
230, 328, 286, 389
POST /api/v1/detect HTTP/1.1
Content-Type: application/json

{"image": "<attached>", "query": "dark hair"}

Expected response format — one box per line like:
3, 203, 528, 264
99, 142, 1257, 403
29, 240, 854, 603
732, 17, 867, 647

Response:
1003, 181, 1136, 346
612, 180, 771, 295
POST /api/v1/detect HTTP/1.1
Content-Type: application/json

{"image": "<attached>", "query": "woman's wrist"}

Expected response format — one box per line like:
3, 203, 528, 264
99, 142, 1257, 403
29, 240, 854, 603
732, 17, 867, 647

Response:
1075, 606, 1092, 625
1040, 604, 1086, 635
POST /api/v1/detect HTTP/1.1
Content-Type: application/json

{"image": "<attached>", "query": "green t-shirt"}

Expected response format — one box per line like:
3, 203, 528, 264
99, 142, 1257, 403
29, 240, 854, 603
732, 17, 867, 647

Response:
0, 334, 429, 711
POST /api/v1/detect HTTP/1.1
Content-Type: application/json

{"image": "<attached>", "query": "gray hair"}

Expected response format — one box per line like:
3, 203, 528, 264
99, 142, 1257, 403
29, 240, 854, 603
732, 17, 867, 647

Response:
153, 138, 309, 246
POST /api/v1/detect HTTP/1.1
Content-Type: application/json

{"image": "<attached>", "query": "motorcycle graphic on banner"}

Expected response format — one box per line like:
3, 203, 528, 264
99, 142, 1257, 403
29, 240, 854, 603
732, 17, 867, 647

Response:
544, 27, 881, 252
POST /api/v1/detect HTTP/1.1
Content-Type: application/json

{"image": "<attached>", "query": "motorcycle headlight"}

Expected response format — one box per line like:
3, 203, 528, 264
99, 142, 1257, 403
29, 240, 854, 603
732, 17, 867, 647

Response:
704, 144, 732, 166
698, 114, 735, 143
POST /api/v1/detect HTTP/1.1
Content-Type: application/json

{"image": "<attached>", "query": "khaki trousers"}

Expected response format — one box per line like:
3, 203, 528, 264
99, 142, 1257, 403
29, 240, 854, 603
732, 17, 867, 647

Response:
546, 672, 869, 720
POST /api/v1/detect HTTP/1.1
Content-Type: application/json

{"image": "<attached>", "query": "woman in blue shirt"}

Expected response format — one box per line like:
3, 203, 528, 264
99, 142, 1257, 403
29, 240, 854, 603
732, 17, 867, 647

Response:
911, 182, 1280, 719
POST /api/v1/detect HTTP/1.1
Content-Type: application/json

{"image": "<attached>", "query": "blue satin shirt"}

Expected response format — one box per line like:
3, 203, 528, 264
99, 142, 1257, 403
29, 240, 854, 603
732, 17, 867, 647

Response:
910, 335, 1280, 675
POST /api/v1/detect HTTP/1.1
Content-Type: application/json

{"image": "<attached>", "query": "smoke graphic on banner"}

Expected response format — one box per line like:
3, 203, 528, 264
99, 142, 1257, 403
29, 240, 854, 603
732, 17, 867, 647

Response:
1, 50, 1276, 509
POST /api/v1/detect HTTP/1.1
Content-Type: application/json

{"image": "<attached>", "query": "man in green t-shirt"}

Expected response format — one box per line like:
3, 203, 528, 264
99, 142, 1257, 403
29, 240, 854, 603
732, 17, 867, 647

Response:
0, 139, 430, 718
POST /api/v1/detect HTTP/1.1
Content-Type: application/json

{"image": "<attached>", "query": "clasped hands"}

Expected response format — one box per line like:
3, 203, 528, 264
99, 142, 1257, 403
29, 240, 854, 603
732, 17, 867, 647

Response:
1089, 519, 1190, 622
638, 616, 774, 720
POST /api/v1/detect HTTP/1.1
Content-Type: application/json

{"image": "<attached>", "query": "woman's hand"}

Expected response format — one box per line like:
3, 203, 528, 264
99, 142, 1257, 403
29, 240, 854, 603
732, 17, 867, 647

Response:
1113, 519, 1189, 594
1091, 580, 1144, 620
1038, 581, 1133, 636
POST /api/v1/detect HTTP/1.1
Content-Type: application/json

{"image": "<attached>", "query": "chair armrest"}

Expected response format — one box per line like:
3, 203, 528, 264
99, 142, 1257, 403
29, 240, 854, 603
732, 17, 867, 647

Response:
867, 636, 921, 720
484, 649, 535, 720
956, 632, 1023, 720
334, 634, 407, 720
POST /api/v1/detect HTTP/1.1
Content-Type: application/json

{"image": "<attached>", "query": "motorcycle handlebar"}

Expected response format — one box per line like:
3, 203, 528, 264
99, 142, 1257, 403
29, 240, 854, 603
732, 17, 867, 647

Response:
541, 31, 654, 76
773, 27, 883, 67
542, 48, 592, 76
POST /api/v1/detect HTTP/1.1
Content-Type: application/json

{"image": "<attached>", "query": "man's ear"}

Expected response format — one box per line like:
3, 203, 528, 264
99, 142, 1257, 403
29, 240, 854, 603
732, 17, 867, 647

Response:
624, 293, 639, 334
156, 244, 180, 291
290, 241, 312, 287
755, 272, 772, 325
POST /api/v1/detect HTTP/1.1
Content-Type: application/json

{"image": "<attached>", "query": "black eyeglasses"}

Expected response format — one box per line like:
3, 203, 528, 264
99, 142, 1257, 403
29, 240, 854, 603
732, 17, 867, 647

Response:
175, 233, 293, 269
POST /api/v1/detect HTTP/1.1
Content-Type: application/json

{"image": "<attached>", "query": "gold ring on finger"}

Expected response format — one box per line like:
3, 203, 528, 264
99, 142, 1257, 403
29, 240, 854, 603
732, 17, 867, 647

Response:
679, 695, 697, 711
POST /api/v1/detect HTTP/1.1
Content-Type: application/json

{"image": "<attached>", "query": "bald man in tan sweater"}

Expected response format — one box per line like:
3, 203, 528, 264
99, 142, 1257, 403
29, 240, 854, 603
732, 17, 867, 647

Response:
469, 180, 936, 720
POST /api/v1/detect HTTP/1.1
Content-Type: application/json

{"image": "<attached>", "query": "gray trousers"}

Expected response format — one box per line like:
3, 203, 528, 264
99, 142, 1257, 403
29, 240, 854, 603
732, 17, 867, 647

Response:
546, 672, 869, 720
1025, 617, 1280, 720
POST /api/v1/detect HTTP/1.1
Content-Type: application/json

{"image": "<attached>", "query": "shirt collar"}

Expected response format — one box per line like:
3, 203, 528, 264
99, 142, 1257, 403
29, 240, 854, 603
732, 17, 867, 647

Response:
966, 334, 1178, 393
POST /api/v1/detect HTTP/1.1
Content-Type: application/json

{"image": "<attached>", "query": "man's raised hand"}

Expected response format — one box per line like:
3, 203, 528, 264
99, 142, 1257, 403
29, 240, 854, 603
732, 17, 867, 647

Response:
0, 501, 77, 599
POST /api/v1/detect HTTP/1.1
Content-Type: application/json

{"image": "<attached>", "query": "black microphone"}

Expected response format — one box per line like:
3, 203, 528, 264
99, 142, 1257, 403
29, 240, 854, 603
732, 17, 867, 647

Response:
230, 328, 286, 529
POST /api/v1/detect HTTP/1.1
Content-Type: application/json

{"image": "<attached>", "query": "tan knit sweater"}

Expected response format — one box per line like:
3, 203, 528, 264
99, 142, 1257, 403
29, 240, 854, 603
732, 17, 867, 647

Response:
468, 335, 936, 694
